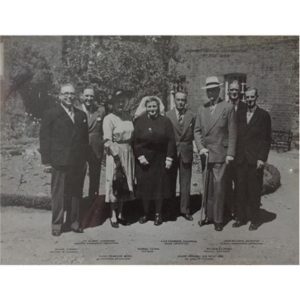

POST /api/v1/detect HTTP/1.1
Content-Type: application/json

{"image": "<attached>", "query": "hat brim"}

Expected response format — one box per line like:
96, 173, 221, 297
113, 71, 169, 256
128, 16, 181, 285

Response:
201, 83, 223, 90
109, 90, 133, 103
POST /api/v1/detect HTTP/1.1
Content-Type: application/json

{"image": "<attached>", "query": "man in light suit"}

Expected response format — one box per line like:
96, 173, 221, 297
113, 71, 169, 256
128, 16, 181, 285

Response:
166, 91, 195, 221
194, 76, 237, 231
234, 87, 272, 230
78, 87, 106, 200
40, 83, 89, 236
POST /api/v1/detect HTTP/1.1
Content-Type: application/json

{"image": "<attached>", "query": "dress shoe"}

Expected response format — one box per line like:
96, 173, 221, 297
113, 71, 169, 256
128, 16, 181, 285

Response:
198, 219, 212, 227
52, 230, 61, 237
72, 227, 84, 233
139, 216, 148, 224
118, 217, 130, 226
232, 220, 246, 228
182, 213, 193, 221
249, 223, 259, 231
110, 219, 119, 228
154, 214, 163, 226
214, 223, 223, 231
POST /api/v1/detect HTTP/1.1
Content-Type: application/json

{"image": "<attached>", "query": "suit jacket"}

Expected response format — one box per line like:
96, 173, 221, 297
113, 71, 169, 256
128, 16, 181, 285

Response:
194, 99, 237, 163
235, 106, 271, 164
40, 104, 89, 167
235, 100, 247, 121
78, 104, 106, 159
166, 108, 195, 163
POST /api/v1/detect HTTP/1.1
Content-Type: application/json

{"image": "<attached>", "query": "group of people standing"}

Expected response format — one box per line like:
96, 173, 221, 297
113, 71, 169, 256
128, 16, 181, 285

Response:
39, 75, 271, 237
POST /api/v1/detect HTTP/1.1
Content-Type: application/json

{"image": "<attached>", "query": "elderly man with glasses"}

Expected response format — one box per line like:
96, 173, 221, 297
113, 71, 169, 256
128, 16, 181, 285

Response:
40, 83, 89, 236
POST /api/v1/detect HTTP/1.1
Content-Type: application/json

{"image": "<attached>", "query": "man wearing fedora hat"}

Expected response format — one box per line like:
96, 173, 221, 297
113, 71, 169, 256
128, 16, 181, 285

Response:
194, 76, 237, 231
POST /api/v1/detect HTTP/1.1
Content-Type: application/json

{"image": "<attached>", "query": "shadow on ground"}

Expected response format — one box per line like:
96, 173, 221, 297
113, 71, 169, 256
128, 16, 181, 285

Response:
80, 194, 203, 229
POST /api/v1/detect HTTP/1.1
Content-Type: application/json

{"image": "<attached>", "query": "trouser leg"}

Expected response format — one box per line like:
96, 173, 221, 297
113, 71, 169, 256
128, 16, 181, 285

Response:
65, 164, 85, 229
247, 164, 263, 224
225, 163, 235, 217
211, 163, 227, 224
235, 162, 248, 223
88, 151, 102, 199
206, 164, 214, 222
179, 158, 192, 214
51, 167, 66, 232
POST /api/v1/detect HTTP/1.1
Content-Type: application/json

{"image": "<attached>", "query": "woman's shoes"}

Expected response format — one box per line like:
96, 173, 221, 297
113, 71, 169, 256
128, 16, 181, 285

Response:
154, 214, 163, 226
139, 216, 148, 224
110, 219, 119, 228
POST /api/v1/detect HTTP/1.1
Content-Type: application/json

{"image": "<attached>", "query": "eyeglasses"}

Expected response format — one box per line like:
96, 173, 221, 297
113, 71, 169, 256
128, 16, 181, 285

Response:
245, 95, 256, 100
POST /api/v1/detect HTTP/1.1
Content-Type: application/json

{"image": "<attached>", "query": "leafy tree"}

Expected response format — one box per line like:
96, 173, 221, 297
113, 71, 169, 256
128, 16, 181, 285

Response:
59, 36, 178, 113
2, 36, 179, 141
4, 39, 55, 117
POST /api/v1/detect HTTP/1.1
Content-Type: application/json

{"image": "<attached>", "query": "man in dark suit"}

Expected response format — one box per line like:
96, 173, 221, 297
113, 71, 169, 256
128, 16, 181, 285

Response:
225, 80, 247, 220
194, 76, 237, 231
78, 87, 105, 200
166, 91, 195, 221
233, 87, 272, 230
40, 83, 89, 236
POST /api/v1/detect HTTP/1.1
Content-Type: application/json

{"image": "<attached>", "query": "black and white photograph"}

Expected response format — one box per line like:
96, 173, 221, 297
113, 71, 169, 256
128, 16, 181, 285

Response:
0, 35, 298, 265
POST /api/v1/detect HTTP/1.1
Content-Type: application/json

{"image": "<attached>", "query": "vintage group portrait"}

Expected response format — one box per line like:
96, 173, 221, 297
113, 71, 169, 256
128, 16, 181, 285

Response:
0, 36, 299, 264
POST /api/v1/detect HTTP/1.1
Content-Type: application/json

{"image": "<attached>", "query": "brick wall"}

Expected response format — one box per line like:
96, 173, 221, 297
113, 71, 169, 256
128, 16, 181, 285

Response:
171, 36, 299, 145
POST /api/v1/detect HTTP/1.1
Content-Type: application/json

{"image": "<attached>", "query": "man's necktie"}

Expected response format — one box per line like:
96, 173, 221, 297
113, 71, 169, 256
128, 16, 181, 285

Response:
178, 112, 184, 127
209, 101, 216, 114
68, 108, 75, 123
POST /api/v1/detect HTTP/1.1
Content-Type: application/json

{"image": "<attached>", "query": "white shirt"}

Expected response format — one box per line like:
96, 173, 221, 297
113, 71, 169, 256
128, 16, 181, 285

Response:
246, 106, 257, 124
234, 100, 240, 112
61, 103, 75, 123
209, 103, 217, 114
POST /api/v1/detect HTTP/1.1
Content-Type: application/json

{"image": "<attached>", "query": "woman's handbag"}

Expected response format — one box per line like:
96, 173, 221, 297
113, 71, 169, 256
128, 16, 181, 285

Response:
113, 160, 130, 197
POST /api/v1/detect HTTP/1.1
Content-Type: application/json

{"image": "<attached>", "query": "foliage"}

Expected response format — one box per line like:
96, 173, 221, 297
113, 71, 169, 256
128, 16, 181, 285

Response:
59, 36, 178, 112
2, 36, 179, 140
4, 38, 55, 118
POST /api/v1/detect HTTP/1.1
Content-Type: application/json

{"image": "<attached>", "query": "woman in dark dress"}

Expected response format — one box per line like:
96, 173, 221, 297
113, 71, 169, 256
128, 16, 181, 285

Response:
133, 97, 176, 225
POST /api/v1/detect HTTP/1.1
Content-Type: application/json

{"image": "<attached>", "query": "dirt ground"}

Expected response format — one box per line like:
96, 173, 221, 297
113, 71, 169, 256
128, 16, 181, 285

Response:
0, 149, 299, 264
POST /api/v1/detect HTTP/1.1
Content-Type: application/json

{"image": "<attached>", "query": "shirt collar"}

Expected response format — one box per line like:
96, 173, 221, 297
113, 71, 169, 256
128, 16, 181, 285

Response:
61, 103, 74, 113
176, 108, 186, 117
247, 105, 257, 113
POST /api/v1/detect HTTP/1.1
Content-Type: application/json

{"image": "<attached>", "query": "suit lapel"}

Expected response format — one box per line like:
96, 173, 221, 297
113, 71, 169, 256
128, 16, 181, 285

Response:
168, 108, 182, 136
180, 111, 193, 140
205, 100, 225, 135
247, 107, 260, 129
59, 104, 75, 127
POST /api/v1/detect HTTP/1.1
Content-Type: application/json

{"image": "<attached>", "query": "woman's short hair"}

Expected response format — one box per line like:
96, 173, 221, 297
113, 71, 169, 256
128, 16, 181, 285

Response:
144, 96, 161, 108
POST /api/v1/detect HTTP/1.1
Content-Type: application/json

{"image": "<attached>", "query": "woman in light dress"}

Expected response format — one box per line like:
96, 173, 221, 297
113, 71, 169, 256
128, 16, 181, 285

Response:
102, 90, 135, 228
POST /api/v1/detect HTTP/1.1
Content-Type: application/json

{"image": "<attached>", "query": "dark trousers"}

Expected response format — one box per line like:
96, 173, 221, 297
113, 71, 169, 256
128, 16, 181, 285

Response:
172, 156, 192, 214
225, 163, 237, 218
236, 162, 263, 224
86, 147, 102, 199
206, 162, 227, 224
51, 164, 85, 232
